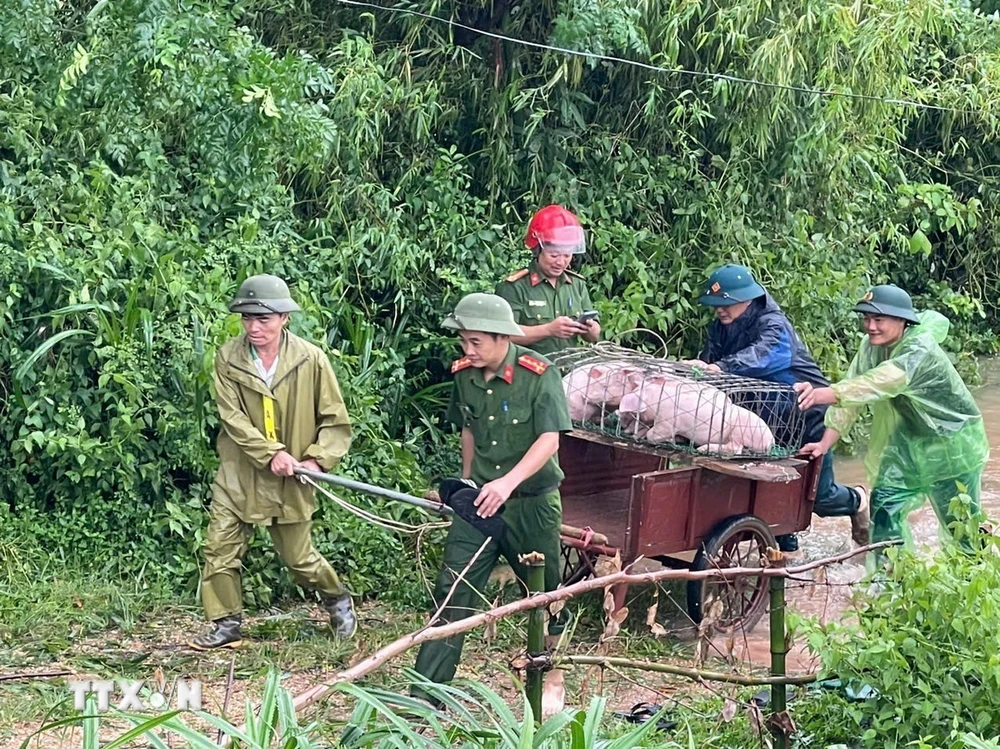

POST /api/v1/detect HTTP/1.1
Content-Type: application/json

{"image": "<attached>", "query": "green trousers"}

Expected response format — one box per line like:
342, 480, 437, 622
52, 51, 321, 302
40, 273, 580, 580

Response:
870, 468, 985, 549
199, 501, 346, 621
413, 489, 563, 691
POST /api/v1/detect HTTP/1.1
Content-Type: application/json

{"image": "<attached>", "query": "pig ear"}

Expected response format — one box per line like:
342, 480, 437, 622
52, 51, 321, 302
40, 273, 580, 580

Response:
589, 367, 603, 379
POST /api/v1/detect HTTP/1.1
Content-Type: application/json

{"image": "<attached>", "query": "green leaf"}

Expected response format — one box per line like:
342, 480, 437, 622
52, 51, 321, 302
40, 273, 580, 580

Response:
14, 329, 94, 381
909, 230, 932, 256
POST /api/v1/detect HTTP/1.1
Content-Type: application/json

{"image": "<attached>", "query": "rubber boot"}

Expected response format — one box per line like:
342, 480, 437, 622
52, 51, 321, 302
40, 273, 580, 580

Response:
189, 615, 242, 650
323, 594, 358, 639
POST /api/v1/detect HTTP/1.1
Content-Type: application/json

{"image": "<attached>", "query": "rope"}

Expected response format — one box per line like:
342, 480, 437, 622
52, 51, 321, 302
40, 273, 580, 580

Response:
611, 328, 670, 358
299, 475, 451, 535
335, 0, 977, 116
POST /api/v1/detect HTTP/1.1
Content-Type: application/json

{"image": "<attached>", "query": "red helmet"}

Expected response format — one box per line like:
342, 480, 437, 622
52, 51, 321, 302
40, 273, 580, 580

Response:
524, 205, 586, 255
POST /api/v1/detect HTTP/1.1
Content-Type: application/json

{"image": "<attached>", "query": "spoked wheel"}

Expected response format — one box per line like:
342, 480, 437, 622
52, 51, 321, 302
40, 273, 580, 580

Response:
560, 543, 600, 585
687, 514, 776, 633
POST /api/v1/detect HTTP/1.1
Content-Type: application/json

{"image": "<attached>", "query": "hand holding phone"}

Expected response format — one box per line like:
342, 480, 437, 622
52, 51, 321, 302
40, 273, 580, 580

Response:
576, 310, 599, 324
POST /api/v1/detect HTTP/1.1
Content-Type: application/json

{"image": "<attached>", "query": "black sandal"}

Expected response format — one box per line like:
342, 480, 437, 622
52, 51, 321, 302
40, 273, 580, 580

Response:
613, 702, 678, 731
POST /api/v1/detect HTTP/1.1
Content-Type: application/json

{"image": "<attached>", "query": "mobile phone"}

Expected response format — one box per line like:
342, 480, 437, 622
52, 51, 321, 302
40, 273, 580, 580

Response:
576, 310, 599, 324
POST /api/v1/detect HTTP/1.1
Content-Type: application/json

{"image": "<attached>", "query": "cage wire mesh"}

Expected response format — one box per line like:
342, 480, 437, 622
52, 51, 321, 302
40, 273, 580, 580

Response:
549, 343, 807, 459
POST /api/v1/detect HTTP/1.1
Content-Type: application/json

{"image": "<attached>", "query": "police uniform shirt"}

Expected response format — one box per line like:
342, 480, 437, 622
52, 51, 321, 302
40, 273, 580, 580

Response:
447, 343, 572, 494
495, 260, 593, 357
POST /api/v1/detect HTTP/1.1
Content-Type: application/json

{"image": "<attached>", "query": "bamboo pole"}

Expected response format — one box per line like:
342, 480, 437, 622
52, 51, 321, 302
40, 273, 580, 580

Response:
553, 655, 817, 687
523, 552, 546, 722
768, 549, 790, 749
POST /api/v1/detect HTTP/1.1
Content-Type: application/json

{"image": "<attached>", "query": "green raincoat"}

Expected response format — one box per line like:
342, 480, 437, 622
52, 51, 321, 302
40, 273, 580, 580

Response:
212, 331, 352, 525
825, 310, 988, 543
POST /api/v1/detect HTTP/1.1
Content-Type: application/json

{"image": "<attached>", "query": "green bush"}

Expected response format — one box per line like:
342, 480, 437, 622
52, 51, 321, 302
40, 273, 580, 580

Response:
801, 496, 1000, 747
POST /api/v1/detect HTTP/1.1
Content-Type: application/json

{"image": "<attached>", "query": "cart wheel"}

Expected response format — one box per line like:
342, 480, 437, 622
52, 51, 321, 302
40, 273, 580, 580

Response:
686, 514, 776, 634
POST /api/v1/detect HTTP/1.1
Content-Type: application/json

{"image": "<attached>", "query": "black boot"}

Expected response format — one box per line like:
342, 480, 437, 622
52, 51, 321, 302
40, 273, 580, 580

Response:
776, 533, 799, 552
323, 594, 357, 639
189, 615, 243, 650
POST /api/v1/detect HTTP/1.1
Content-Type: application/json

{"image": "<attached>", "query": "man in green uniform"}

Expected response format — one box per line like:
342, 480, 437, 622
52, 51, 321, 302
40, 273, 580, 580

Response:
795, 284, 989, 552
189, 274, 357, 650
413, 292, 572, 698
496, 204, 601, 357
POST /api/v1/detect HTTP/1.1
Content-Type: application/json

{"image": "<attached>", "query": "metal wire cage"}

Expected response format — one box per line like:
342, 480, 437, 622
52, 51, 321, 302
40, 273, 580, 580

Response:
549, 343, 807, 459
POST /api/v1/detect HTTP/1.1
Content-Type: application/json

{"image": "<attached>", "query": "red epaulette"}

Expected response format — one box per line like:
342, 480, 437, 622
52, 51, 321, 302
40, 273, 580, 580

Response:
505, 268, 530, 283
517, 354, 549, 375
451, 357, 473, 373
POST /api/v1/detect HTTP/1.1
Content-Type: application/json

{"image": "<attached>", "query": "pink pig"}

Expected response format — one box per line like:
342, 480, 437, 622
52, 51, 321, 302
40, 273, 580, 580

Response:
617, 375, 775, 454
562, 362, 643, 423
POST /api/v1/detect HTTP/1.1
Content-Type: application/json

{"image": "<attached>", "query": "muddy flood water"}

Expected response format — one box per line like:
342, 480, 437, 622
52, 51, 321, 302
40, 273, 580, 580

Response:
722, 364, 1000, 671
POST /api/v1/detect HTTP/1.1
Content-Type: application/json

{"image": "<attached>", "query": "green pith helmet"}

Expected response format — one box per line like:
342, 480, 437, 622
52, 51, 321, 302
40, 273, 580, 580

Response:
442, 293, 524, 336
697, 264, 767, 307
853, 284, 920, 324
228, 274, 301, 315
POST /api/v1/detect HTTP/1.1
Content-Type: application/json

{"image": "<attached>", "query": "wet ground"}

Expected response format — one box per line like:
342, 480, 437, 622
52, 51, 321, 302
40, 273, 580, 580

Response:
725, 371, 1000, 671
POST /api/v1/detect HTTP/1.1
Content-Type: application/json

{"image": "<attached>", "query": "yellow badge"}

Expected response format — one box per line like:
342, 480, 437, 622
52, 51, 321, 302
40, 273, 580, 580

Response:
862, 291, 873, 302
262, 395, 278, 442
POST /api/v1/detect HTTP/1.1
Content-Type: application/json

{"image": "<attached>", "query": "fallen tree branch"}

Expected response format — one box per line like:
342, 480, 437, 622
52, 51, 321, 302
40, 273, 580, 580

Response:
216, 654, 236, 746
427, 537, 491, 627
554, 655, 818, 686
0, 670, 72, 682
276, 541, 890, 721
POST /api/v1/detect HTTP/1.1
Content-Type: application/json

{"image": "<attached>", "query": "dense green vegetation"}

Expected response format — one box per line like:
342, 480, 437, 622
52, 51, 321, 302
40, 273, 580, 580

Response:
3, 0, 1000, 607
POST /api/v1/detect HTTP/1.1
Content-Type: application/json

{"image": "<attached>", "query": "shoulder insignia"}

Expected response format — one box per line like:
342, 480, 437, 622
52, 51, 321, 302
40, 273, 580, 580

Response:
563, 269, 581, 283
529, 272, 543, 286
517, 354, 549, 375
451, 356, 473, 374
505, 269, 530, 283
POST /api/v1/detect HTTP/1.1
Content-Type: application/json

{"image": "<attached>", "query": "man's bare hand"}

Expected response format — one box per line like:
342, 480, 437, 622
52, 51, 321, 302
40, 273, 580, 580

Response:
798, 441, 830, 458
548, 316, 588, 339
270, 450, 299, 477
298, 458, 323, 474
475, 477, 516, 518
581, 320, 602, 343
683, 359, 720, 373
793, 382, 837, 411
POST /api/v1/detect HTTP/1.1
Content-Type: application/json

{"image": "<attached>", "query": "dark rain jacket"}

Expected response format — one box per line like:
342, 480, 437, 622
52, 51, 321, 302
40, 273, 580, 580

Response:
699, 294, 829, 441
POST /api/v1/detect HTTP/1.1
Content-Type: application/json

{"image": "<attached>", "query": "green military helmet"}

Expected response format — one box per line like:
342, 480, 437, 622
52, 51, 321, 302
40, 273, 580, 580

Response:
442, 293, 524, 336
852, 284, 920, 324
228, 274, 301, 315
697, 264, 766, 307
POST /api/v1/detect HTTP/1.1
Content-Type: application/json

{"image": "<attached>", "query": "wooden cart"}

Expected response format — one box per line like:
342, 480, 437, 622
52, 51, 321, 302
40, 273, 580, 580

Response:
557, 430, 821, 632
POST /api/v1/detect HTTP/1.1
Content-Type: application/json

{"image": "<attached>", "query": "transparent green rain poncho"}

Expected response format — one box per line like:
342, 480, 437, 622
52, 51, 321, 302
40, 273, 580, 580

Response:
825, 310, 989, 545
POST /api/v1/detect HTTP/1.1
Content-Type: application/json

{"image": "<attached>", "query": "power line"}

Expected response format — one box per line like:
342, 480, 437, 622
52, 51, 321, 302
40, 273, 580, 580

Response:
336, 0, 976, 115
